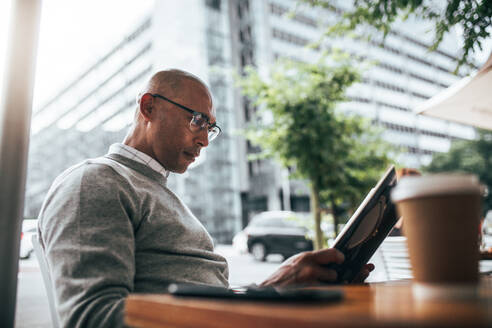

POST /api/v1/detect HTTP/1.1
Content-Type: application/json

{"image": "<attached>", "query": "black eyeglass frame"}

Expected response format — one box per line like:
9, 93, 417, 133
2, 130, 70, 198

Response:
151, 93, 221, 140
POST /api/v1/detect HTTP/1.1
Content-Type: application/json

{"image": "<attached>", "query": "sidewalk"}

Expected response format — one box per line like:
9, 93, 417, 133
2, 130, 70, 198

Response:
16, 258, 51, 328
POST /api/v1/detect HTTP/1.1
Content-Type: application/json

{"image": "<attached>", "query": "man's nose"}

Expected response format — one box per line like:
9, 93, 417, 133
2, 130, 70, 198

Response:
196, 128, 209, 147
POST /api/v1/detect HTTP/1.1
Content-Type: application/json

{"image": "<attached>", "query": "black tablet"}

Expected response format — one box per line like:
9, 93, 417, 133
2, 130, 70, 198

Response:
330, 165, 398, 283
168, 283, 343, 302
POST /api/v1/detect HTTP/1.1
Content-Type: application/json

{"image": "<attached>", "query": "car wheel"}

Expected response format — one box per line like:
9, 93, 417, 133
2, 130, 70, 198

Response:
19, 252, 30, 260
251, 242, 267, 262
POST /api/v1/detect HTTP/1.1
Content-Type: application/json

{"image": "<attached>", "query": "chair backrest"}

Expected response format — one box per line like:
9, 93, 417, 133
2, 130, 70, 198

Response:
31, 234, 60, 328
379, 236, 413, 281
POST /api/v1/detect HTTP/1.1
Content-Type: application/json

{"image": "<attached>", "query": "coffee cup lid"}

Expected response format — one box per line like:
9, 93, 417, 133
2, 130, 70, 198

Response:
391, 174, 482, 202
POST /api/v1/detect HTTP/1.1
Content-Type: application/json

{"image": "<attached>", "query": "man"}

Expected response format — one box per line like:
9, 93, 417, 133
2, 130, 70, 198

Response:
38, 69, 373, 327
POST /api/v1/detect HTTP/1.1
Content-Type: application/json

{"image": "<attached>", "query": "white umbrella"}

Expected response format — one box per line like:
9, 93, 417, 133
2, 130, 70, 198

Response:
417, 52, 492, 130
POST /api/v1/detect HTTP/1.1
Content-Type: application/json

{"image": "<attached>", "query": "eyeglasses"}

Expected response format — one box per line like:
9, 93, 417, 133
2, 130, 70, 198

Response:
151, 93, 221, 141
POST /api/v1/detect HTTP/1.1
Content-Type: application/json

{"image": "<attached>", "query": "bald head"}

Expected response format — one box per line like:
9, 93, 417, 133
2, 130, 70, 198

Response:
142, 69, 210, 101
125, 69, 217, 173
133, 69, 213, 122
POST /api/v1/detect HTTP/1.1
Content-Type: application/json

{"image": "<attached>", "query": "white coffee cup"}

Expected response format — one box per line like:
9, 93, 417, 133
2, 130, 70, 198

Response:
391, 174, 483, 299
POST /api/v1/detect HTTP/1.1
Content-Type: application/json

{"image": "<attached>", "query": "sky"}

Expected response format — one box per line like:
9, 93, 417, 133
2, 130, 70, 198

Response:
0, 0, 490, 113
0, 0, 154, 109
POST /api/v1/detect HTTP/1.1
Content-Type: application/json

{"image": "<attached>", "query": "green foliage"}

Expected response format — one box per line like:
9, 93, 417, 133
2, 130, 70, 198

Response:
237, 56, 393, 246
302, 0, 492, 70
424, 129, 492, 214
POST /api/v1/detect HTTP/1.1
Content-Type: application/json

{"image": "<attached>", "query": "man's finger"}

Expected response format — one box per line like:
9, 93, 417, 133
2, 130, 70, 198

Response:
351, 264, 375, 283
351, 271, 368, 283
308, 248, 345, 265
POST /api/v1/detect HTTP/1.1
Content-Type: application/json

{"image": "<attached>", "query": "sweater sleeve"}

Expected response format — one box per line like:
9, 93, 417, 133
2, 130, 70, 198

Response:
38, 163, 138, 328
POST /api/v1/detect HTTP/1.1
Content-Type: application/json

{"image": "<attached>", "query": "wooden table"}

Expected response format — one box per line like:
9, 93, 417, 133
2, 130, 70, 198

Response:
125, 277, 492, 328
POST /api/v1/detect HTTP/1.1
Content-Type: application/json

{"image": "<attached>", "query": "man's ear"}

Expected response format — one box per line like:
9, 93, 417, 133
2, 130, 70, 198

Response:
139, 93, 155, 121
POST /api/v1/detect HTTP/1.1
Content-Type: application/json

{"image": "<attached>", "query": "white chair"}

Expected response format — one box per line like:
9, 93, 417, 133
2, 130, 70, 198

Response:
379, 236, 413, 281
31, 234, 60, 328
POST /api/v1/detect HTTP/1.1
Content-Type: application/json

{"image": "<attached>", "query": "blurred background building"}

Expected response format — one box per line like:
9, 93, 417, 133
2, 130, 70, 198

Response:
25, 0, 476, 242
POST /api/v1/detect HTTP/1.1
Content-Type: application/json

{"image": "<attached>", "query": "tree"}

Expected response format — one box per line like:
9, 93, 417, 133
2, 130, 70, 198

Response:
301, 0, 492, 70
425, 129, 492, 214
237, 56, 392, 249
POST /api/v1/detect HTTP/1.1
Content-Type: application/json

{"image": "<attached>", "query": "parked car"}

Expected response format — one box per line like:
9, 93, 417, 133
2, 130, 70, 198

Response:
19, 219, 38, 260
235, 211, 314, 261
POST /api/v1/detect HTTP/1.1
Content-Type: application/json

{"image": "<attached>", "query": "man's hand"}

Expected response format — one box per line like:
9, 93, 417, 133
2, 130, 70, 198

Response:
259, 248, 374, 287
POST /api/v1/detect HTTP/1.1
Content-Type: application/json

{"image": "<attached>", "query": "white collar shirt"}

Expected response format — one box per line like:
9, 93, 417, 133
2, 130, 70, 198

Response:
108, 143, 170, 178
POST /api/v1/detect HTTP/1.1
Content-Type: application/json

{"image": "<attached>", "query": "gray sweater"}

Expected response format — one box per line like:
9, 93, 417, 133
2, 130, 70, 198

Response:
38, 153, 229, 328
